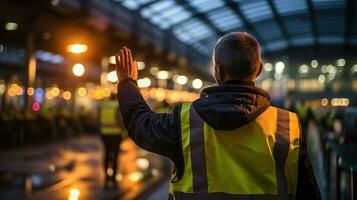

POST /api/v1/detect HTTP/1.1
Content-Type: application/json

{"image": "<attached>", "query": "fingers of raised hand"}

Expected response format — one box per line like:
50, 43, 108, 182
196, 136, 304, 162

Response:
119, 49, 126, 70
115, 53, 121, 68
132, 61, 138, 79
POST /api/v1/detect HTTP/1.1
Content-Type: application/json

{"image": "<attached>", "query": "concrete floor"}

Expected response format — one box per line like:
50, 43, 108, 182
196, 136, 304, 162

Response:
0, 135, 171, 200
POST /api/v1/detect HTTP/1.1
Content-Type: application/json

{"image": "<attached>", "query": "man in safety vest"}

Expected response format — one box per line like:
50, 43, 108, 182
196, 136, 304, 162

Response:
99, 96, 123, 189
115, 33, 321, 199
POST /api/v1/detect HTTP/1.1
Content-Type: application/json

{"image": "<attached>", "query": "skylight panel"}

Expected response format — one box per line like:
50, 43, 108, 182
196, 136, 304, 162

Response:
240, 1, 273, 22
169, 11, 191, 24
290, 35, 314, 46
312, 0, 346, 9
173, 19, 215, 44
283, 16, 311, 35
161, 6, 192, 25
188, 0, 225, 13
318, 36, 344, 44
149, 0, 174, 12
121, 0, 155, 10
273, 0, 308, 16
254, 21, 283, 40
265, 40, 288, 51
121, 1, 140, 10
141, 1, 192, 29
208, 8, 242, 31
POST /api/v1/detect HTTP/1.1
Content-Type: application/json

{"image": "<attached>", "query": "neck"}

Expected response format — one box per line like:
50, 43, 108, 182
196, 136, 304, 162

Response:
222, 79, 255, 86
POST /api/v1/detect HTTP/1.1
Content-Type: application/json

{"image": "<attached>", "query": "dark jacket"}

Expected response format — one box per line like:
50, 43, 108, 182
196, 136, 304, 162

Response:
117, 79, 321, 200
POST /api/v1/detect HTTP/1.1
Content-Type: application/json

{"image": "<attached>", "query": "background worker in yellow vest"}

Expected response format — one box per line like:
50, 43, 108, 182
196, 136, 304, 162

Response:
115, 33, 321, 200
99, 95, 124, 189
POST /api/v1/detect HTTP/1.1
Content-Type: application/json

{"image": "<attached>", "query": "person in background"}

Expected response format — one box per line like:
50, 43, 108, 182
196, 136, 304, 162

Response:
99, 95, 123, 189
294, 100, 313, 134
115, 32, 320, 200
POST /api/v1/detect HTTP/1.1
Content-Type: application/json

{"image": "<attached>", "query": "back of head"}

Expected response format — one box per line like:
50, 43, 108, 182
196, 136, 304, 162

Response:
213, 32, 261, 80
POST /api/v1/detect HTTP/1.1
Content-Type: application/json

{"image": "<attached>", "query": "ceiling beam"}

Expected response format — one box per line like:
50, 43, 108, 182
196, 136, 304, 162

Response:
223, 0, 268, 49
306, 0, 318, 46
112, 2, 209, 61
266, 0, 291, 47
170, 0, 224, 37
138, 0, 160, 9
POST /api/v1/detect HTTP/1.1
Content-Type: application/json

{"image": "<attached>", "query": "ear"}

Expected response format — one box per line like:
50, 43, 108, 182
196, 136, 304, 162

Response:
215, 65, 226, 84
255, 62, 263, 79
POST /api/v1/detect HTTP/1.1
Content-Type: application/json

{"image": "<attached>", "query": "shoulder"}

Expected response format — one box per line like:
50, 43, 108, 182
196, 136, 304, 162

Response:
270, 106, 302, 140
269, 106, 299, 120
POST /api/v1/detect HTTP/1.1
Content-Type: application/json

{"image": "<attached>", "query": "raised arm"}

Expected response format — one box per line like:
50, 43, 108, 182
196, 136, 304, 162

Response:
115, 47, 182, 161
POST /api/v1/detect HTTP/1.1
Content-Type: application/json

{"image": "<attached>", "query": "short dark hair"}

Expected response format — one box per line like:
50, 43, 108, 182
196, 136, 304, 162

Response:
213, 32, 261, 79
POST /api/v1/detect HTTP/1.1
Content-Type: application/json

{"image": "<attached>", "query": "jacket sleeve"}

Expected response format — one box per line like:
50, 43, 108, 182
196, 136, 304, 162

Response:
117, 79, 183, 166
296, 121, 322, 200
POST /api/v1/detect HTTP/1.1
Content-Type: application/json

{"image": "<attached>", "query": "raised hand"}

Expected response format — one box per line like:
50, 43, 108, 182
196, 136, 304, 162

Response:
115, 47, 138, 82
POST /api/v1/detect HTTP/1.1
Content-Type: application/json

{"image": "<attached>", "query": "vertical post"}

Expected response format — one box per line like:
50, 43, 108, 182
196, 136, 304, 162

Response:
101, 57, 109, 86
351, 167, 356, 200
26, 32, 36, 110
24, 175, 32, 198
336, 155, 341, 200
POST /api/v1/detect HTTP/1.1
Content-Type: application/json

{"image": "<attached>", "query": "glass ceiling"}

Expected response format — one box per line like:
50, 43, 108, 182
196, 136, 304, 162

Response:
119, 0, 352, 55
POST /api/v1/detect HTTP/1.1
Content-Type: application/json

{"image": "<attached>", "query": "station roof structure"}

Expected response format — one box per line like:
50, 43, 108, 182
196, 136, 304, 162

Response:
117, 0, 356, 56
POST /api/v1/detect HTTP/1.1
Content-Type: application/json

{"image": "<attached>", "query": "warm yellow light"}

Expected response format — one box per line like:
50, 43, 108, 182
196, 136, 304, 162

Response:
311, 60, 318, 68
318, 75, 326, 84
109, 56, 116, 64
116, 174, 123, 181
8, 84, 23, 96
77, 87, 87, 97
331, 98, 350, 107
150, 67, 159, 76
352, 64, 357, 73
157, 70, 170, 80
27, 87, 35, 96
155, 88, 166, 101
51, 87, 60, 97
66, 44, 87, 54
128, 172, 143, 182
275, 61, 285, 74
46, 91, 53, 100
107, 167, 113, 176
107, 70, 118, 83
343, 98, 350, 106
62, 91, 71, 100
7, 87, 15, 96
136, 158, 149, 170
299, 65, 309, 74
192, 79, 203, 89
68, 188, 80, 200
17, 87, 23, 95
137, 77, 151, 88
103, 87, 111, 97
138, 61, 146, 70
72, 63, 85, 77
0, 85, 5, 94
321, 98, 328, 107
175, 75, 188, 85
336, 58, 345, 67
5, 22, 18, 31
264, 63, 273, 72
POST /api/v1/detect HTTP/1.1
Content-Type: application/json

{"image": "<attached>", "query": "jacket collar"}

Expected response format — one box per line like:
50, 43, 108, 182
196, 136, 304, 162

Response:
223, 79, 255, 86
200, 79, 269, 100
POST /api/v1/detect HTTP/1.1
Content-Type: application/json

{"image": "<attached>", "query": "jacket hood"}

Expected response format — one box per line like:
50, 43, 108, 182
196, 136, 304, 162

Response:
192, 80, 270, 130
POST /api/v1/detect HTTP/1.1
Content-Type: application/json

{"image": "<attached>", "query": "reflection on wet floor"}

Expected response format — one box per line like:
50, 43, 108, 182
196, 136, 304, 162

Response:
0, 136, 171, 200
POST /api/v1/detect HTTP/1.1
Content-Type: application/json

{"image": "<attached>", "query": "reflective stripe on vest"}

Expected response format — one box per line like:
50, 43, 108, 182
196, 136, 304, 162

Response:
170, 103, 300, 200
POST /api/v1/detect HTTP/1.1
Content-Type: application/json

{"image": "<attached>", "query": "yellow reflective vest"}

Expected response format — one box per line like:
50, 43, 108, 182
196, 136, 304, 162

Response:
99, 100, 122, 135
170, 103, 301, 200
